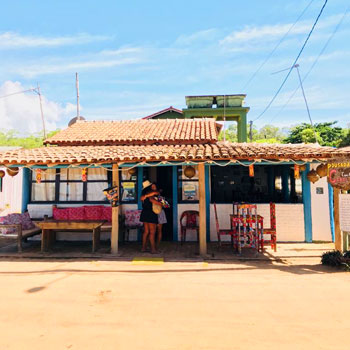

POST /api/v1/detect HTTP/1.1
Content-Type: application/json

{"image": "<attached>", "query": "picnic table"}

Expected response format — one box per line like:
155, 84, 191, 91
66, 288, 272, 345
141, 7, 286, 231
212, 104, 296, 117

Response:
36, 220, 106, 253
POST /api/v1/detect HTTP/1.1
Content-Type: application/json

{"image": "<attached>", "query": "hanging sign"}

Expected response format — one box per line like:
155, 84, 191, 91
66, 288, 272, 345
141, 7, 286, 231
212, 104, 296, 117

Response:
327, 160, 350, 190
36, 169, 42, 184
249, 164, 254, 177
339, 194, 350, 232
294, 165, 300, 179
103, 185, 119, 207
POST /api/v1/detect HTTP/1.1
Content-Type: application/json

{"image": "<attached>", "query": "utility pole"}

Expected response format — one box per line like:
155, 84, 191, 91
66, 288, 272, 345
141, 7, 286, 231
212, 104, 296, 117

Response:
294, 64, 318, 143
36, 83, 47, 140
249, 120, 253, 142
76, 72, 80, 119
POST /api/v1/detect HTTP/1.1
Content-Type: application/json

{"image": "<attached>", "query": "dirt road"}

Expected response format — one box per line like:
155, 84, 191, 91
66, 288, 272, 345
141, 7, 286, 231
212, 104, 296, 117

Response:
0, 258, 348, 350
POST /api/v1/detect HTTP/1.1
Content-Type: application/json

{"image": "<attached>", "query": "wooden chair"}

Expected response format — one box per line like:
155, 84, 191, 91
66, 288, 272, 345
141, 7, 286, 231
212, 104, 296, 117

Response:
262, 202, 277, 252
213, 203, 236, 247
180, 211, 199, 244
236, 204, 260, 254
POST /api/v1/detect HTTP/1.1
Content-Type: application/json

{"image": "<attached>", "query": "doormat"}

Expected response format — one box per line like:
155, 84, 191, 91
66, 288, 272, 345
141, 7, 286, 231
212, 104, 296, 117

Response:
132, 257, 164, 265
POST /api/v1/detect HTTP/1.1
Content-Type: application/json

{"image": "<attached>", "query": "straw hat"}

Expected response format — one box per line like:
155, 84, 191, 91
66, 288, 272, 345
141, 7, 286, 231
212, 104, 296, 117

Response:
142, 180, 152, 189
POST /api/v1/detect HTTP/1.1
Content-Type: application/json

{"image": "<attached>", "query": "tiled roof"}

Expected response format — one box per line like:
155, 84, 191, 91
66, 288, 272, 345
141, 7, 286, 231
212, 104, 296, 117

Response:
44, 119, 219, 146
142, 106, 183, 119
0, 142, 348, 166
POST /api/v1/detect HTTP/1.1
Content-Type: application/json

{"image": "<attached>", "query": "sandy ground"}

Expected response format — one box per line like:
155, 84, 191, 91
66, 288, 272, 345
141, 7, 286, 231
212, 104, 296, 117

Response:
0, 246, 349, 350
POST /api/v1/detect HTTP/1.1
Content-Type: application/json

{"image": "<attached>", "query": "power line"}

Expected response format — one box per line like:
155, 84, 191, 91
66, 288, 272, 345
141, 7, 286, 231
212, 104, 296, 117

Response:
0, 88, 36, 99
253, 0, 329, 122
269, 5, 349, 123
241, 0, 315, 91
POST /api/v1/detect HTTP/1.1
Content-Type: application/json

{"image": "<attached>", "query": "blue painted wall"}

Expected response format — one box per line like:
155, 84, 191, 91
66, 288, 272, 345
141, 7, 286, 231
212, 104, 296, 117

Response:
21, 168, 31, 213
302, 164, 313, 242
137, 167, 143, 241
205, 165, 210, 242
172, 166, 178, 241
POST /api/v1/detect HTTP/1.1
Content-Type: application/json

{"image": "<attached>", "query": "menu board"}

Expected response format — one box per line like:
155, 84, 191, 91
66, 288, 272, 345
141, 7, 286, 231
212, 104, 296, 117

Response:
339, 194, 350, 232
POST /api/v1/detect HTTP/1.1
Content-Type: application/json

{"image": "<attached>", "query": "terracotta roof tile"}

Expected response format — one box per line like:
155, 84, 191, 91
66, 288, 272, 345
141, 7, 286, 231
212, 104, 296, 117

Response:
45, 119, 220, 146
0, 142, 349, 166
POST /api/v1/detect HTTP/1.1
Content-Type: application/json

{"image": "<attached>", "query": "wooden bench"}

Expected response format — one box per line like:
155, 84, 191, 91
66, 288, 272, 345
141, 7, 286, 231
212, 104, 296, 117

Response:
0, 224, 42, 252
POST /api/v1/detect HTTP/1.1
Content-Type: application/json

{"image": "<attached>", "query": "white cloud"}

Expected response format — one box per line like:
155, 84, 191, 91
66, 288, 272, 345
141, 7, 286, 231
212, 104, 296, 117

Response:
13, 47, 144, 77
174, 29, 219, 46
0, 32, 111, 49
0, 81, 75, 134
220, 14, 345, 49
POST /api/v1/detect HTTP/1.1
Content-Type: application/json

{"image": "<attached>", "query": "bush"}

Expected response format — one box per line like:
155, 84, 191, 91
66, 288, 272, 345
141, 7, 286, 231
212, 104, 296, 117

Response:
343, 250, 350, 259
321, 250, 343, 267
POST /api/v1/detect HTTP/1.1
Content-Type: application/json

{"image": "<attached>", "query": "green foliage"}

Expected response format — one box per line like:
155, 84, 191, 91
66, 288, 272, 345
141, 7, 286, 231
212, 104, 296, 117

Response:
321, 250, 350, 270
338, 129, 350, 148
0, 129, 60, 149
283, 122, 344, 147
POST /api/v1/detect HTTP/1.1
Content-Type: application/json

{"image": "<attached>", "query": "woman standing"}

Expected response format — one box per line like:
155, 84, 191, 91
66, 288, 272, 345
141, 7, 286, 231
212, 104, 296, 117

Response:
139, 180, 159, 253
141, 183, 167, 249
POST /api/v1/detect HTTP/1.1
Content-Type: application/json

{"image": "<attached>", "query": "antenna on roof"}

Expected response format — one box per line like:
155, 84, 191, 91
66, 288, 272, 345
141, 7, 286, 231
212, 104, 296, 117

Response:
76, 72, 80, 119
68, 73, 85, 126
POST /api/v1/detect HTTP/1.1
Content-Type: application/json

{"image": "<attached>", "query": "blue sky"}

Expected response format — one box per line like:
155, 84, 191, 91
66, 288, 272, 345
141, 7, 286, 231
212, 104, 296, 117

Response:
0, 0, 349, 133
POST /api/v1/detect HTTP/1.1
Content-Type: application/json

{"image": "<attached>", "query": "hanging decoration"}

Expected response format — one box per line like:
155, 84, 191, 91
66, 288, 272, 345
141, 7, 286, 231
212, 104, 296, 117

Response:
316, 163, 327, 178
128, 168, 137, 176
184, 166, 196, 179
299, 164, 306, 172
36, 169, 42, 184
249, 164, 254, 177
307, 170, 319, 183
294, 165, 300, 179
103, 185, 119, 207
6, 167, 19, 177
82, 168, 87, 182
0, 170, 5, 178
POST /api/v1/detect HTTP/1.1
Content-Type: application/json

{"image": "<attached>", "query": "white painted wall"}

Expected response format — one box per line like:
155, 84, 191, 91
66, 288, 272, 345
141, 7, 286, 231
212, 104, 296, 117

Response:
310, 164, 332, 241
27, 203, 140, 241
178, 203, 199, 241
209, 203, 305, 242
0, 167, 23, 215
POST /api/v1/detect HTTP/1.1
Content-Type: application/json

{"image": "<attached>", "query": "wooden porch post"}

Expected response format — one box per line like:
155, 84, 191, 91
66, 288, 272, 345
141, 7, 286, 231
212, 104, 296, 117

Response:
111, 163, 119, 255
198, 163, 207, 256
333, 187, 343, 251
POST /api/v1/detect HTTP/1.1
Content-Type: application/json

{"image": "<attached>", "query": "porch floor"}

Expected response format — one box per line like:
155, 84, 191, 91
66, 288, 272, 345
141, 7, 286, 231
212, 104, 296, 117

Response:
0, 237, 334, 262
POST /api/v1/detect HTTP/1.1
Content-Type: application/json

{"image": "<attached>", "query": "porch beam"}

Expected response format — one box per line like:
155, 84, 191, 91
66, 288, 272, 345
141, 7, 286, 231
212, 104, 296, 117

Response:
198, 163, 207, 256
111, 163, 119, 255
333, 187, 342, 251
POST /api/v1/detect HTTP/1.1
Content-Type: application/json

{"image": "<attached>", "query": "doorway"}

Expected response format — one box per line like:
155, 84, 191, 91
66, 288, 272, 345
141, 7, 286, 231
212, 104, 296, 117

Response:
155, 166, 173, 241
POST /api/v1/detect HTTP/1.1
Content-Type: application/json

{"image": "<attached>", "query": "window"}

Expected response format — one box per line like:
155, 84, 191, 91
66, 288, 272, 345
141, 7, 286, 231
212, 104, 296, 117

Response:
30, 168, 110, 203
178, 165, 199, 202
210, 165, 303, 204
120, 169, 137, 203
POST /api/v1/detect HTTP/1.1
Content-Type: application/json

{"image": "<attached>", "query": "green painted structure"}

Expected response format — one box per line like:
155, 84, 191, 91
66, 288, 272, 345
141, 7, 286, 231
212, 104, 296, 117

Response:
182, 95, 249, 143
143, 95, 250, 143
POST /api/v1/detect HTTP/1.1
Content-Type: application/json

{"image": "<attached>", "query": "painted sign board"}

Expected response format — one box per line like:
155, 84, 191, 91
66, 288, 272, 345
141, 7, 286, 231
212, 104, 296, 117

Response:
339, 194, 350, 232
327, 160, 350, 190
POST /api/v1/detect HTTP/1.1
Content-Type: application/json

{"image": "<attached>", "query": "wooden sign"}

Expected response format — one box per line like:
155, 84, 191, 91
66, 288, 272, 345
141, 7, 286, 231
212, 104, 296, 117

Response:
339, 194, 350, 232
327, 160, 350, 190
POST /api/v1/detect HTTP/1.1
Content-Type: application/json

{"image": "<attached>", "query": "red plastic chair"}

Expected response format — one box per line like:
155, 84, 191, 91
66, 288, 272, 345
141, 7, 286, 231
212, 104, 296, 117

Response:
263, 203, 277, 252
180, 211, 199, 244
214, 203, 236, 247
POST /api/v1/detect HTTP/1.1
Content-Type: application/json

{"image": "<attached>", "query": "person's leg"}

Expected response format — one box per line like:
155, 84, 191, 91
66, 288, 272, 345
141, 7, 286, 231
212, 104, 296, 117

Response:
149, 223, 157, 253
142, 223, 150, 252
156, 224, 163, 248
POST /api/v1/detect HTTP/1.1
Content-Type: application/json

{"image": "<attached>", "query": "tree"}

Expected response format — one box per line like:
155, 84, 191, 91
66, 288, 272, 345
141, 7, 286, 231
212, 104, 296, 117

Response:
283, 122, 344, 147
338, 129, 350, 147
0, 129, 60, 149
